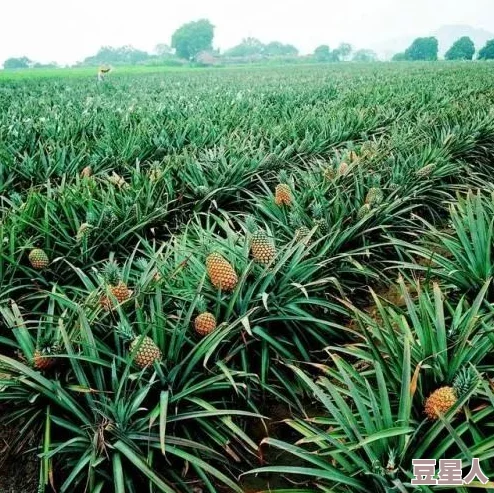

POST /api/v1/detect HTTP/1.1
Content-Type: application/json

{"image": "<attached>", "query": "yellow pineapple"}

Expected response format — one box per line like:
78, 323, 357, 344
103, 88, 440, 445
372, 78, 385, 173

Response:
100, 261, 132, 310
118, 323, 161, 369
194, 296, 217, 336
424, 387, 458, 420
424, 368, 477, 420
206, 252, 238, 292
275, 170, 292, 206
29, 248, 49, 270
246, 216, 276, 265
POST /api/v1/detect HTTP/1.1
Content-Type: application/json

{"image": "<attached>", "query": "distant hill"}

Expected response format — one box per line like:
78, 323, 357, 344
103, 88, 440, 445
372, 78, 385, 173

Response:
372, 25, 494, 60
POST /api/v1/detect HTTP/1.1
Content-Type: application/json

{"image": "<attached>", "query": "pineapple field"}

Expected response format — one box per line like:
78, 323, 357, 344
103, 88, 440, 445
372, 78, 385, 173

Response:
2, 62, 494, 492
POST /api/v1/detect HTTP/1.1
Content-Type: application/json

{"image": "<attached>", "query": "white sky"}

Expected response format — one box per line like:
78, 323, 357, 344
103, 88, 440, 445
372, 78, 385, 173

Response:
2, 0, 494, 65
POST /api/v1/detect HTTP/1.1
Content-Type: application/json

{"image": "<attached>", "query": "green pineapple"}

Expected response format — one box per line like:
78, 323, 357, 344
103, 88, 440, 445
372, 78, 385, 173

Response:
101, 206, 117, 228
357, 203, 371, 220
365, 175, 384, 206
311, 202, 329, 235
415, 163, 436, 178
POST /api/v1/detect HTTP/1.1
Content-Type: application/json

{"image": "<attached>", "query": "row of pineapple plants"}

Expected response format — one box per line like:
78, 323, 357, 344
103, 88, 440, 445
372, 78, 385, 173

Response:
1, 63, 494, 491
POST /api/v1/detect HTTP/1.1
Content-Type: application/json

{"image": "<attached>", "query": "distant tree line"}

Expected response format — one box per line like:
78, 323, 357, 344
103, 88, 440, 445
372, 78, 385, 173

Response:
4, 18, 494, 69
392, 35, 494, 61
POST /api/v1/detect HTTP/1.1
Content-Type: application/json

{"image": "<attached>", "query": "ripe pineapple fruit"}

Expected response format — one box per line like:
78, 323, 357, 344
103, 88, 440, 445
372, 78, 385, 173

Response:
246, 216, 276, 265
29, 248, 49, 270
275, 170, 292, 206
81, 166, 92, 178
424, 367, 478, 420
338, 162, 350, 176
33, 338, 61, 371
357, 203, 371, 220
206, 252, 238, 292
415, 163, 436, 178
101, 261, 132, 310
194, 296, 217, 336
118, 323, 161, 369
290, 211, 312, 246
311, 202, 329, 235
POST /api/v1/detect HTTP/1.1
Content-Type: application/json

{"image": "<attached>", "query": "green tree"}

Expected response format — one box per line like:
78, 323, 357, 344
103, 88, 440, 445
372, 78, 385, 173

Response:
3, 56, 32, 69
314, 45, 331, 62
334, 42, 352, 61
478, 39, 494, 60
224, 37, 265, 57
352, 49, 377, 62
171, 19, 214, 60
264, 41, 298, 57
445, 36, 475, 60
82, 46, 150, 65
405, 37, 438, 61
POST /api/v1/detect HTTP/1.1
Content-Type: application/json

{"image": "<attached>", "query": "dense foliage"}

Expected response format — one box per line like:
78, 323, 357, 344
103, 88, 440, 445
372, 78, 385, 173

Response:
1, 62, 494, 492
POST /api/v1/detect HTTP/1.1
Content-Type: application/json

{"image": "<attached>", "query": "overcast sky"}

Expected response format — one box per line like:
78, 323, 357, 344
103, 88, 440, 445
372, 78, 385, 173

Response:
2, 0, 494, 64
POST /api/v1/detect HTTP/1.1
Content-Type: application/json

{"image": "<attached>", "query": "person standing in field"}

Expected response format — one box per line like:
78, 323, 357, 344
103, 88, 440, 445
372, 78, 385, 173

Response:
98, 65, 111, 82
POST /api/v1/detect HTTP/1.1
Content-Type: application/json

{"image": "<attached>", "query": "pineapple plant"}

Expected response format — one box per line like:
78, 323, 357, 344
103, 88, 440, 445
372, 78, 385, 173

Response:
100, 261, 132, 310
311, 202, 329, 235
246, 216, 276, 265
33, 337, 61, 371
194, 296, 217, 336
28, 248, 49, 270
275, 170, 292, 206
415, 163, 436, 178
424, 367, 478, 420
365, 175, 384, 206
206, 252, 238, 292
290, 211, 312, 245
118, 323, 162, 369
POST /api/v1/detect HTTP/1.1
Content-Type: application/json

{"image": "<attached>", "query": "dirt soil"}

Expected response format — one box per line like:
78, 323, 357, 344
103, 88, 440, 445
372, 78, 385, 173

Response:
0, 418, 40, 493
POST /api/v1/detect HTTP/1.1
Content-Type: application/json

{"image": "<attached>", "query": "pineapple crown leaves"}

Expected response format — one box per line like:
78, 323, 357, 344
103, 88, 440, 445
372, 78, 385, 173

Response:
453, 366, 480, 398
278, 169, 290, 185
194, 294, 208, 314
311, 202, 324, 219
245, 215, 259, 235
103, 260, 121, 286
115, 322, 135, 343
135, 257, 149, 272
36, 334, 61, 353
289, 210, 305, 229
